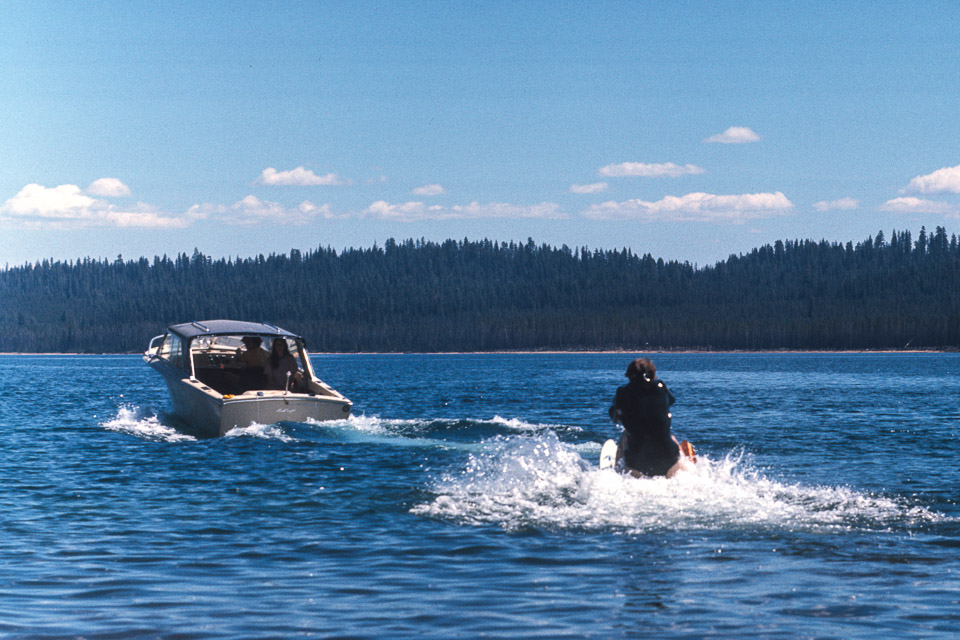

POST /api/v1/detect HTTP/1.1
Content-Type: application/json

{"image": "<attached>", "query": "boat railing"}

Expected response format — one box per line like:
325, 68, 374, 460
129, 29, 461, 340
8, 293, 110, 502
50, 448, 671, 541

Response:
146, 334, 165, 359
188, 341, 200, 381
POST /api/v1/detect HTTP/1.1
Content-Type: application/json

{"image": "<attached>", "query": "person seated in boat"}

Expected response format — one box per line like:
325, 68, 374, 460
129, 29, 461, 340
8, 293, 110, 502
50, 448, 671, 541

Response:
608, 358, 683, 478
229, 336, 268, 391
235, 336, 268, 368
266, 337, 304, 391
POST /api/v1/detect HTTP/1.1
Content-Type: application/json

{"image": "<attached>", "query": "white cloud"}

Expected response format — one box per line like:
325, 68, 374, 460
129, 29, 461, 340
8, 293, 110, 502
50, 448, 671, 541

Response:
582, 191, 793, 222
570, 182, 609, 194
703, 126, 761, 144
233, 195, 288, 224
2, 181, 345, 229
461, 202, 567, 219
182, 202, 222, 222
86, 177, 131, 197
184, 198, 345, 225
411, 184, 446, 196
363, 200, 567, 222
257, 166, 349, 186
365, 201, 440, 222
598, 162, 705, 178
298, 200, 338, 218
3, 183, 96, 217
813, 197, 859, 212
0, 183, 187, 229
104, 204, 191, 228
905, 164, 960, 194
879, 197, 956, 215
206, 195, 334, 225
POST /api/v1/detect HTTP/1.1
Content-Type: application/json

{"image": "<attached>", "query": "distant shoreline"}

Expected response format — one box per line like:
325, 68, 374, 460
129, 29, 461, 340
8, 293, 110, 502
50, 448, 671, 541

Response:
1, 348, 952, 356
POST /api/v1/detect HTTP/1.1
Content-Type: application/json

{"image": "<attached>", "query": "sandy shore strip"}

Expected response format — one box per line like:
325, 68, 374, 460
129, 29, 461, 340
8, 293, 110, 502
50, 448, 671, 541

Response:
1, 349, 950, 356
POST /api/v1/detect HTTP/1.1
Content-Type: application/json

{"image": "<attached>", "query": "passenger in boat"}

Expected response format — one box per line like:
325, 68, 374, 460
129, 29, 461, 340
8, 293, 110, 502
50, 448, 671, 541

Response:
608, 358, 682, 477
236, 336, 268, 368
230, 336, 268, 392
266, 337, 303, 390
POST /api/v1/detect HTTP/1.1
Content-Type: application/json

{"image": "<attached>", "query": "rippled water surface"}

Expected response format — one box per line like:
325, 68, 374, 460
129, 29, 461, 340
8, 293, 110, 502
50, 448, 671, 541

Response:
1, 352, 958, 638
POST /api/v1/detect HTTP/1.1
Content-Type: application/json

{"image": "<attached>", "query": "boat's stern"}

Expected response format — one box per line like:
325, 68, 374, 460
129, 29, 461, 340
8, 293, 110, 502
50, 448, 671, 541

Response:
219, 391, 352, 435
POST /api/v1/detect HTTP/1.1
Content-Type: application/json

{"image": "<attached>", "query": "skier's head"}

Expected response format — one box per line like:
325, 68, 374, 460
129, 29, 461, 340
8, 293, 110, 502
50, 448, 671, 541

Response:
625, 358, 656, 381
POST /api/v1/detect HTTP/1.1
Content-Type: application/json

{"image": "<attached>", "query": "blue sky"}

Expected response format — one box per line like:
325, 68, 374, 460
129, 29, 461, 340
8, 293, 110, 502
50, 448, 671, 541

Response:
3, 1, 960, 267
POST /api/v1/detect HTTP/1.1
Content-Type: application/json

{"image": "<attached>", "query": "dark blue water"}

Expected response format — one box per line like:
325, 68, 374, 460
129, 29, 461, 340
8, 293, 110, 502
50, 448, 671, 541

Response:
1, 353, 958, 639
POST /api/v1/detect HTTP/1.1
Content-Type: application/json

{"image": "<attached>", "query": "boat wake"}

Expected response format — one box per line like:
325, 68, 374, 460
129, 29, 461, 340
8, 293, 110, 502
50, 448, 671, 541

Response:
411, 433, 946, 534
303, 413, 578, 450
99, 409, 941, 535
224, 422, 296, 442
99, 406, 303, 443
98, 409, 567, 446
99, 405, 197, 442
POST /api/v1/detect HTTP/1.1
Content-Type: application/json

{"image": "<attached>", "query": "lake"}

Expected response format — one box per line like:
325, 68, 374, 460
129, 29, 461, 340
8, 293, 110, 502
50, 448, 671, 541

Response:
1, 352, 957, 638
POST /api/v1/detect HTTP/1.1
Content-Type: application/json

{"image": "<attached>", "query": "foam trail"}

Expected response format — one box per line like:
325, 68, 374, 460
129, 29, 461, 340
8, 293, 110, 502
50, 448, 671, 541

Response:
330, 414, 574, 435
224, 422, 295, 442
305, 415, 482, 451
490, 415, 581, 433
304, 414, 575, 451
100, 406, 196, 442
412, 435, 946, 534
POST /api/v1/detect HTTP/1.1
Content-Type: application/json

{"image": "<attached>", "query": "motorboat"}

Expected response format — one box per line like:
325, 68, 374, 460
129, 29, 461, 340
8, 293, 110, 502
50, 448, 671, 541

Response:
144, 320, 352, 436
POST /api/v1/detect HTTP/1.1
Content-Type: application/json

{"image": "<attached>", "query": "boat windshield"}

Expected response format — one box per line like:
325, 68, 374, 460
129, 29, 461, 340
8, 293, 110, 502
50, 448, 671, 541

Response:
186, 334, 310, 395
191, 334, 244, 353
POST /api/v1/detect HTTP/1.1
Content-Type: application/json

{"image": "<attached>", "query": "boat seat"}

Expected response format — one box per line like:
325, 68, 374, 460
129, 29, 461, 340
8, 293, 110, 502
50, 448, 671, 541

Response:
195, 368, 233, 395
236, 368, 268, 393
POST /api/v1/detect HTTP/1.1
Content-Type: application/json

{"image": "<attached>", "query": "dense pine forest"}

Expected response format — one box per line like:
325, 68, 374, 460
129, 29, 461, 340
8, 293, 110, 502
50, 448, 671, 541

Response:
2, 227, 959, 353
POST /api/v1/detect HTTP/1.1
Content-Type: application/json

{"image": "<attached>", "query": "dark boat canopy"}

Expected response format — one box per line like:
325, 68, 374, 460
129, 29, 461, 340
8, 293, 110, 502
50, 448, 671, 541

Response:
167, 320, 301, 341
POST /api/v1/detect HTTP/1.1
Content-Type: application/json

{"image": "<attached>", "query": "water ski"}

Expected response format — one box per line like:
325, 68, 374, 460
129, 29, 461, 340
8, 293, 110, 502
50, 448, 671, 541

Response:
599, 437, 697, 471
599, 439, 618, 470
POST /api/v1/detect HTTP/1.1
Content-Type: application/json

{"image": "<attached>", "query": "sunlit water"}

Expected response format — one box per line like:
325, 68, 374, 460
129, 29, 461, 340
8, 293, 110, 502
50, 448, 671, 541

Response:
1, 353, 958, 638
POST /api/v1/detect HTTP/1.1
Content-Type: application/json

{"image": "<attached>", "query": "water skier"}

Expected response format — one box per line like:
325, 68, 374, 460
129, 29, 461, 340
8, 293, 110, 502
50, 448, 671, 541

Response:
608, 358, 688, 478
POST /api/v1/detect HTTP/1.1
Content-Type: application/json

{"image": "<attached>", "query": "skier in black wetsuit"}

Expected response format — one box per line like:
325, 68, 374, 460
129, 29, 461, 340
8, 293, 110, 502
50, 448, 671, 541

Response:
608, 358, 681, 477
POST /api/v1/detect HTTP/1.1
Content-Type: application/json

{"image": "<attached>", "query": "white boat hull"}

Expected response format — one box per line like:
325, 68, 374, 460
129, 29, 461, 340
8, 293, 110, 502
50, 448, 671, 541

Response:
153, 361, 351, 437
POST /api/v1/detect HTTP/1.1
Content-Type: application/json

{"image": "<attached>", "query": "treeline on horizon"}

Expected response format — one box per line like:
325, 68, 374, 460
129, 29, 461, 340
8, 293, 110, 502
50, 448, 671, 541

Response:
2, 226, 959, 353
